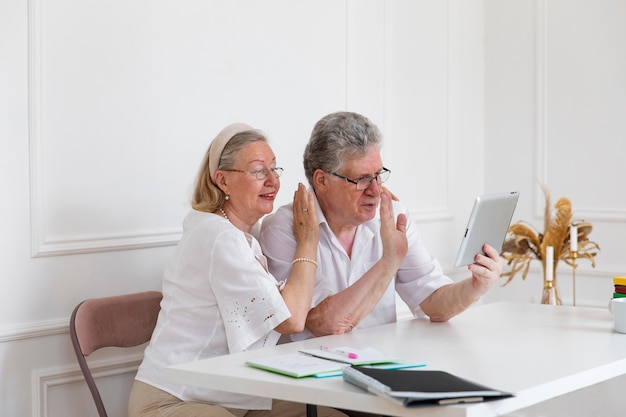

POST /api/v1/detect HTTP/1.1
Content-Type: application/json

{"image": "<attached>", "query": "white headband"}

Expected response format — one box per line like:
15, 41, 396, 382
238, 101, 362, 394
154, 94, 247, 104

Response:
208, 123, 254, 183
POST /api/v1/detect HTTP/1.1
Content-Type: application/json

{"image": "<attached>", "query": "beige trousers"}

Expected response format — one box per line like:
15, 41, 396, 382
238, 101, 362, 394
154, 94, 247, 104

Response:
128, 381, 348, 417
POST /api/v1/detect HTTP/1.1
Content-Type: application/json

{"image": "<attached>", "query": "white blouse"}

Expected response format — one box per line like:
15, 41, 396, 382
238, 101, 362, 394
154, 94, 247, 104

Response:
136, 209, 290, 410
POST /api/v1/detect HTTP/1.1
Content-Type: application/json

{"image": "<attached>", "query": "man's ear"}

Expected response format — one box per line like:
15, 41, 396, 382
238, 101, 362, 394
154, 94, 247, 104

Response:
313, 169, 328, 193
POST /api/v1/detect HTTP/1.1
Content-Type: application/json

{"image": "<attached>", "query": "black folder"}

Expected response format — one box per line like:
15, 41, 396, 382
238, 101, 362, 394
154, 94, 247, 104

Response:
343, 366, 513, 407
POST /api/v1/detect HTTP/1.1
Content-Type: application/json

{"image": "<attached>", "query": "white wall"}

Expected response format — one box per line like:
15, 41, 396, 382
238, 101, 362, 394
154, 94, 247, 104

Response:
482, 0, 626, 307
2, 0, 624, 416
1, 1, 484, 416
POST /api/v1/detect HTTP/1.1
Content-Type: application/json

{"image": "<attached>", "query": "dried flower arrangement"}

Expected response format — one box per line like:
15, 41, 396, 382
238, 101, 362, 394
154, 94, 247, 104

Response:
500, 186, 600, 291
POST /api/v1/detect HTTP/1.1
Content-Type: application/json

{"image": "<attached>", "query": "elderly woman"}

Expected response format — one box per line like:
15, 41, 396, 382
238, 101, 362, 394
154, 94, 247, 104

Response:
129, 124, 345, 417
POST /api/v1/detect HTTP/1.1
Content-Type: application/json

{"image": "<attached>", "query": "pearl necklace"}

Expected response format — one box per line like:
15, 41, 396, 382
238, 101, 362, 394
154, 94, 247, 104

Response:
218, 208, 228, 220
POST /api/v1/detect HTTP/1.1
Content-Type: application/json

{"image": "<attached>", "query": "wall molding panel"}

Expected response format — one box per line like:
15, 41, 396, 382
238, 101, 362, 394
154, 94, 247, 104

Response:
28, 0, 183, 258
30, 226, 182, 258
0, 318, 67, 343
380, 0, 453, 222
33, 357, 141, 417
410, 209, 454, 223
534, 0, 626, 223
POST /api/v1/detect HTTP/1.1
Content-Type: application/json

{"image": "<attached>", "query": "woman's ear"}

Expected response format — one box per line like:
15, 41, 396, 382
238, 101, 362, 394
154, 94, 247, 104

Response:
214, 171, 228, 195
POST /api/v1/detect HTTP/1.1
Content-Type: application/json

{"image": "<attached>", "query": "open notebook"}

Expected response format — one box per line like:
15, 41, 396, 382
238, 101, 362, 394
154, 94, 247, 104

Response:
246, 347, 424, 378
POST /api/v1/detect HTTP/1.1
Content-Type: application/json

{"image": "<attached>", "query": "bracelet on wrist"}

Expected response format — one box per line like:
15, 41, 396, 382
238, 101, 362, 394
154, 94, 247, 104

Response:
291, 257, 318, 268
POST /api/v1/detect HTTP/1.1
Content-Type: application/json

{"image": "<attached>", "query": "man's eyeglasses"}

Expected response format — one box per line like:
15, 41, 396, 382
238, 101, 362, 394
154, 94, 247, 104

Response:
223, 167, 284, 180
331, 167, 391, 190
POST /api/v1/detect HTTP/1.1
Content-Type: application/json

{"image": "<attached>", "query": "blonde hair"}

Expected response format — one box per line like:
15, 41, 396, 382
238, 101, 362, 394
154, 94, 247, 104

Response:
192, 130, 267, 212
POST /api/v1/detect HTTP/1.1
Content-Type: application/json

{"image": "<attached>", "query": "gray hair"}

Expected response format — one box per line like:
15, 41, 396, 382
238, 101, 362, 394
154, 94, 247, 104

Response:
303, 112, 383, 188
192, 130, 267, 213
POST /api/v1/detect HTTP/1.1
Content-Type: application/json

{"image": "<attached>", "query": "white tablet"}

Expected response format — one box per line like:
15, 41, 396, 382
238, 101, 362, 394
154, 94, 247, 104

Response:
453, 191, 519, 267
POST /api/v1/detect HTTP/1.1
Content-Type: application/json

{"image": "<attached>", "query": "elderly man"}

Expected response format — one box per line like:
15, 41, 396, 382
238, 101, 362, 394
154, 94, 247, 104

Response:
260, 111, 502, 341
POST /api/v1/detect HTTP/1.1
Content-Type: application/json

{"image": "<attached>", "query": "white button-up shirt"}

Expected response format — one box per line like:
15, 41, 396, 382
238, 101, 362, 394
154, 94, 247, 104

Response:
260, 193, 453, 341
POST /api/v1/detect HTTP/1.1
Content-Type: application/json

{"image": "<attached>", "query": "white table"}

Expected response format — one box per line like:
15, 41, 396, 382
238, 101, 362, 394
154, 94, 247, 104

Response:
166, 302, 626, 416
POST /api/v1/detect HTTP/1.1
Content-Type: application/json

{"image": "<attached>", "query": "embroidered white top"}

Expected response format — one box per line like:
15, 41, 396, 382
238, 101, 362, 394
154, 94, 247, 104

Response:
136, 209, 290, 409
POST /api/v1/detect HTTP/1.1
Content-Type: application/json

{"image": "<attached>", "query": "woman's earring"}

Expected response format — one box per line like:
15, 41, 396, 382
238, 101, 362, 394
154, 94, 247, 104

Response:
225, 194, 230, 201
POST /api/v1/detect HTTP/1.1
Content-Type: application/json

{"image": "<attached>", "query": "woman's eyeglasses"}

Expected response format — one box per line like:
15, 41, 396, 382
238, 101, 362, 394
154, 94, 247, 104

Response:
223, 167, 284, 180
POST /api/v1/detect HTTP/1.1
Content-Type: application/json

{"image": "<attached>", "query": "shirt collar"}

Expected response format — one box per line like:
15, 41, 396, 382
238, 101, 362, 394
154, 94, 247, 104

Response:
310, 189, 380, 236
